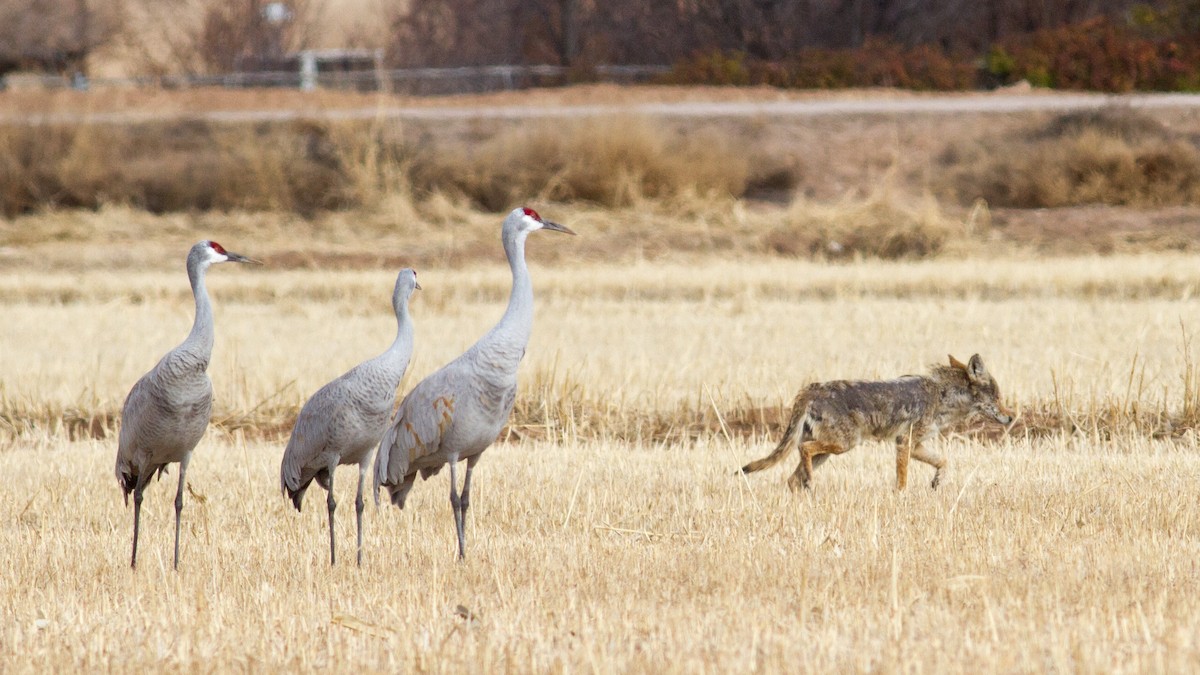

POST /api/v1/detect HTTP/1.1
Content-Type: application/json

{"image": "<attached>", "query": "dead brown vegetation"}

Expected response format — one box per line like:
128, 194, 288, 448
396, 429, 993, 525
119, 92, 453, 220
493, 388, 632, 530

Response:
9, 102, 1200, 235
410, 117, 757, 210
0, 119, 350, 215
945, 107, 1200, 208
0, 115, 783, 217
765, 189, 953, 259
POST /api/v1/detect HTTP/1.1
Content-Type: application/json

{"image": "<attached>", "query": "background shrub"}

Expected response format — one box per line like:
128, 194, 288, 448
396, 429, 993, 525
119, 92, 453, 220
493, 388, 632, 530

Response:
944, 108, 1200, 208
399, 117, 753, 210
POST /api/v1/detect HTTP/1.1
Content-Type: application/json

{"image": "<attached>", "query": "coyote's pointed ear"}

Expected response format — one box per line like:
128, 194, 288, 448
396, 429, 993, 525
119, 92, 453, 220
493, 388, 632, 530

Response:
948, 354, 969, 371
966, 354, 988, 383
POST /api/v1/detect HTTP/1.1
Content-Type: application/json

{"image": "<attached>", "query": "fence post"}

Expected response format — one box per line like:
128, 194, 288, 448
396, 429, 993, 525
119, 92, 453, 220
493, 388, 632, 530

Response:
300, 51, 317, 92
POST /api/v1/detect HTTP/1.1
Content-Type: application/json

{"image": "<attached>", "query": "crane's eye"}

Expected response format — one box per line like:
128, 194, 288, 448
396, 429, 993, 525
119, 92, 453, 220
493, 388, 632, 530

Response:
209, 242, 227, 255
522, 207, 541, 221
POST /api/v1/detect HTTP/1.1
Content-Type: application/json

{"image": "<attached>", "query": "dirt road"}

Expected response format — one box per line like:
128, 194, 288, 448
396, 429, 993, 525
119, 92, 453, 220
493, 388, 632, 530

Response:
6, 89, 1200, 125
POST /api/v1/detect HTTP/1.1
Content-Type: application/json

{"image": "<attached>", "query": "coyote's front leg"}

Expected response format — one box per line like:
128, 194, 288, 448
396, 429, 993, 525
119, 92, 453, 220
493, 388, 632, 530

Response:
895, 438, 913, 490
909, 443, 947, 489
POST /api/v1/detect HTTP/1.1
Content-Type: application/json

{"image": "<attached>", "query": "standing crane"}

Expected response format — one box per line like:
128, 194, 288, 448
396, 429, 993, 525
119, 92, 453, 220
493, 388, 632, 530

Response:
115, 240, 259, 570
374, 207, 574, 559
280, 268, 420, 566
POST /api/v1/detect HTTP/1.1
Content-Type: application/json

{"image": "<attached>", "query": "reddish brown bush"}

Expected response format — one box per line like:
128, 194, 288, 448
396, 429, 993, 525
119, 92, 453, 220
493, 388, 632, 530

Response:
987, 17, 1200, 92
665, 40, 976, 91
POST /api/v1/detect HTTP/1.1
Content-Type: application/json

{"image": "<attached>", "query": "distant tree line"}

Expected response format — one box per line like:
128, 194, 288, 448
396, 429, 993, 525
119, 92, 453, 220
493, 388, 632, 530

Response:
5, 0, 1200, 92
0, 0, 120, 76
387, 0, 1188, 67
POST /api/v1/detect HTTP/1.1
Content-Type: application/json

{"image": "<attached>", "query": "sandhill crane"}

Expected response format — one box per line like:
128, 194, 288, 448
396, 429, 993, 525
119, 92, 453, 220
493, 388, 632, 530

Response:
374, 207, 574, 559
280, 268, 421, 567
115, 240, 259, 570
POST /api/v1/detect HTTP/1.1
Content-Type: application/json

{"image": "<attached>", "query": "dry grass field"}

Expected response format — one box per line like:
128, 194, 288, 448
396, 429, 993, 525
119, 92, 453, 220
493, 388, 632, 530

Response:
4, 247, 1200, 672
4, 86, 1200, 672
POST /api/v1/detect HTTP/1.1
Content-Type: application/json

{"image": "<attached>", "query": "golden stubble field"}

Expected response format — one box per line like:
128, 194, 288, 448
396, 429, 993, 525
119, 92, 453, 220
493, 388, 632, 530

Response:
5, 80, 1200, 673
3, 235, 1200, 671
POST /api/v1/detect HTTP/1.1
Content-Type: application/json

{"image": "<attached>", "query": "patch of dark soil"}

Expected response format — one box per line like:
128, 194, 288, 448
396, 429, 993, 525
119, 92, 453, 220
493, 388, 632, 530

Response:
989, 205, 1200, 255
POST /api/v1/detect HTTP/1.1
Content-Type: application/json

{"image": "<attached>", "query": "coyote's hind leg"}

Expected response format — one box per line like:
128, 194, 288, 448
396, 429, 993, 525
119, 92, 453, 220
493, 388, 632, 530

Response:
788, 441, 846, 491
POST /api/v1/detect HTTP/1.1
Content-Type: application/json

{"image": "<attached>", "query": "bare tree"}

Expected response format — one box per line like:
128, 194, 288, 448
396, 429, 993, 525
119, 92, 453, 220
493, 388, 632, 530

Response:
524, 0, 581, 66
684, 1, 816, 59
197, 0, 324, 72
584, 2, 691, 64
383, 0, 1181, 72
389, 0, 522, 67
0, 0, 125, 76
110, 0, 324, 77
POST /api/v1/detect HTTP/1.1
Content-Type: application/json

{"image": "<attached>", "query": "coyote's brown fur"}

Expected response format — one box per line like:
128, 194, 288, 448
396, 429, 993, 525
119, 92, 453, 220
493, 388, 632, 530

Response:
741, 354, 1012, 491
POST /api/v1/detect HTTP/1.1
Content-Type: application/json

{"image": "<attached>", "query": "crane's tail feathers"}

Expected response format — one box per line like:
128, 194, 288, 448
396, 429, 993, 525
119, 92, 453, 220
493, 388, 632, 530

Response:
373, 437, 391, 508
286, 485, 307, 512
117, 470, 137, 506
740, 400, 810, 475
382, 475, 416, 510
387, 487, 407, 509
372, 463, 384, 508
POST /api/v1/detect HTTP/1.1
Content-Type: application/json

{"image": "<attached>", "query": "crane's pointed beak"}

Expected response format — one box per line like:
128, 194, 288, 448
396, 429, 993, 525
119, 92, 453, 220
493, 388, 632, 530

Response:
414, 280, 423, 291
225, 251, 262, 265
541, 220, 575, 235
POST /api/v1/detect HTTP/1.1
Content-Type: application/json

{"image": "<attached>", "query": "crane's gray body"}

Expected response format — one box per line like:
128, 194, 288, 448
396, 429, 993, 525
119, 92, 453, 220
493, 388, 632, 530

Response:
115, 345, 213, 485
281, 360, 401, 479
377, 313, 527, 493
115, 240, 257, 569
280, 268, 418, 565
374, 207, 573, 558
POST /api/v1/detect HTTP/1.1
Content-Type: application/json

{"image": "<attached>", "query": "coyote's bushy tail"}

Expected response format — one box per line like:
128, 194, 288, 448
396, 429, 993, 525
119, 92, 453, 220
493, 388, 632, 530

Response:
741, 392, 810, 474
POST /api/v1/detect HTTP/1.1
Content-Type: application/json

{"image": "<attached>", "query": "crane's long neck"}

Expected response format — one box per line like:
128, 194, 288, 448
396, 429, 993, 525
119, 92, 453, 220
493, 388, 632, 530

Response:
496, 228, 534, 347
382, 298, 414, 368
183, 259, 215, 357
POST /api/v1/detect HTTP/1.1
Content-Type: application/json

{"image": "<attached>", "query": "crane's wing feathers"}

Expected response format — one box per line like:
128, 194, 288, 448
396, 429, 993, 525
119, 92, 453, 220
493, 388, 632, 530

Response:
279, 367, 388, 495
114, 375, 153, 493
280, 397, 334, 491
377, 364, 464, 485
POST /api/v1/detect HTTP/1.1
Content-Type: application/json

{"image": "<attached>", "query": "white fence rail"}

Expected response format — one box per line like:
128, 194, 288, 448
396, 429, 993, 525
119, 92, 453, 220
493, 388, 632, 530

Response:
2, 64, 672, 96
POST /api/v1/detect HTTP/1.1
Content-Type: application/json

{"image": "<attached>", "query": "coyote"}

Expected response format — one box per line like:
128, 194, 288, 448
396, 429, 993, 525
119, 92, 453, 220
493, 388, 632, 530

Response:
741, 354, 1012, 491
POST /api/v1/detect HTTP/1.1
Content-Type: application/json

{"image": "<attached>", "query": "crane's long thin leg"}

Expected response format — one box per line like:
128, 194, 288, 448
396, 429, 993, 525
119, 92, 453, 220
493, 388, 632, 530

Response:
460, 454, 478, 528
173, 454, 192, 571
131, 485, 145, 569
327, 470, 337, 566
355, 464, 367, 567
449, 459, 465, 560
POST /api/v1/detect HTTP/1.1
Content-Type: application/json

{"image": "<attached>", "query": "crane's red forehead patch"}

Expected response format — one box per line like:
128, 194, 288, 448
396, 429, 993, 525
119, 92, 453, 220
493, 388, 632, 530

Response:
521, 207, 541, 221
209, 241, 227, 254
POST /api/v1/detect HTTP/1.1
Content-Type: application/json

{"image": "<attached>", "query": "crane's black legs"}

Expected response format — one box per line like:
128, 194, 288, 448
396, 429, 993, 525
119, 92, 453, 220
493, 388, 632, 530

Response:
449, 460, 466, 560
173, 455, 191, 571
449, 456, 478, 560
461, 455, 477, 528
131, 486, 145, 569
355, 466, 366, 567
327, 471, 337, 566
